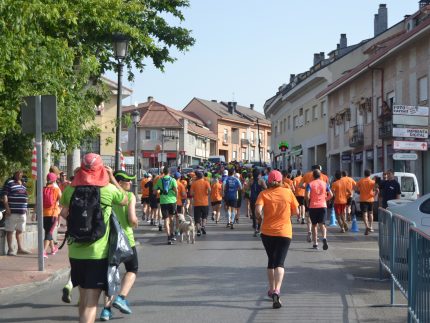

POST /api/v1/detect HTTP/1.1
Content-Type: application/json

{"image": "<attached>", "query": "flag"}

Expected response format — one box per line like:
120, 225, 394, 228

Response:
31, 145, 37, 179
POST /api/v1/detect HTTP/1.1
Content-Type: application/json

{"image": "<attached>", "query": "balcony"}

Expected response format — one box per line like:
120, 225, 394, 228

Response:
241, 139, 249, 147
379, 120, 393, 139
349, 125, 364, 147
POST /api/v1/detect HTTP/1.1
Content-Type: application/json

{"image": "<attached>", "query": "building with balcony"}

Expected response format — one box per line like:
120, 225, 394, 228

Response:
122, 97, 216, 169
318, 3, 430, 192
183, 98, 271, 163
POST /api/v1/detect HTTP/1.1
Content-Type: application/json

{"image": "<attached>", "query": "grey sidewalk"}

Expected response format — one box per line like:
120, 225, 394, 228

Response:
0, 216, 407, 322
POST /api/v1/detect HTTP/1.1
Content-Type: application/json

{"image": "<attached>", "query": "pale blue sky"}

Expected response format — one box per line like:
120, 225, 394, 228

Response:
106, 1, 420, 114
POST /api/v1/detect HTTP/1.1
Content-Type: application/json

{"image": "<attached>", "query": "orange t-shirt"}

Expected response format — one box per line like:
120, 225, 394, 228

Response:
357, 177, 376, 202
190, 178, 211, 206
141, 178, 150, 198
210, 181, 223, 202
300, 171, 314, 188
255, 186, 299, 238
331, 179, 349, 204
43, 185, 61, 217
176, 180, 186, 206
153, 175, 162, 198
282, 178, 294, 190
342, 176, 356, 196
320, 173, 329, 184
293, 176, 305, 196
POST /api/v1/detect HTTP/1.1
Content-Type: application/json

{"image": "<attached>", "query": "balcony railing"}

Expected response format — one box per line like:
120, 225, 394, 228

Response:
379, 120, 393, 139
349, 125, 364, 147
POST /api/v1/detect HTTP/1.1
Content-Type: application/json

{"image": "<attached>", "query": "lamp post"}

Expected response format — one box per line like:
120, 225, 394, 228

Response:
161, 128, 165, 171
131, 110, 140, 196
112, 33, 129, 171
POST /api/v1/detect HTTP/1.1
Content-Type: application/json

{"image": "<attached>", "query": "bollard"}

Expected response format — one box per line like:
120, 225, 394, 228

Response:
328, 207, 337, 227
351, 214, 360, 232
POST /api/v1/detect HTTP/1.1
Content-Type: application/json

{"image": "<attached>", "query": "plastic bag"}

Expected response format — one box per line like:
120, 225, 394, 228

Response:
107, 265, 121, 296
108, 211, 133, 266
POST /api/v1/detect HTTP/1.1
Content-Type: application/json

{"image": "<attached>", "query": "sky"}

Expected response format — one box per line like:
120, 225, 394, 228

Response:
105, 1, 420, 114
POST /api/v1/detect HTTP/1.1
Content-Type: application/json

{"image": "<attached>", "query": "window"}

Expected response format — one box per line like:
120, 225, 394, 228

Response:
145, 130, 150, 140
356, 105, 364, 125
344, 119, 350, 133
251, 131, 255, 144
334, 123, 340, 136
241, 132, 246, 139
242, 151, 246, 160
251, 149, 255, 159
151, 130, 158, 140
387, 91, 395, 109
224, 129, 228, 141
287, 116, 291, 129
401, 176, 415, 193
232, 151, 237, 160
312, 105, 318, 120
283, 118, 287, 132
293, 116, 298, 128
305, 109, 310, 124
377, 97, 382, 116
321, 101, 327, 117
279, 120, 283, 134
299, 108, 303, 116
418, 76, 428, 103
259, 131, 264, 145
366, 107, 372, 124
231, 128, 239, 144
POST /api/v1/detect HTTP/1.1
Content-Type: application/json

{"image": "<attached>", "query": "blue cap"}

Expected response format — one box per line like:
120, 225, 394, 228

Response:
174, 172, 181, 179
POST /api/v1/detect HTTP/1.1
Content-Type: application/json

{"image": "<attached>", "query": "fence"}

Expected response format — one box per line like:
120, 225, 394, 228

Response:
408, 227, 430, 323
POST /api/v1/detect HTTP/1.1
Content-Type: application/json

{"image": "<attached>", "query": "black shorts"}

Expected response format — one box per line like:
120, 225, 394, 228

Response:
141, 197, 150, 205
194, 206, 209, 223
123, 246, 139, 274
260, 234, 291, 269
161, 203, 176, 219
236, 196, 242, 208
211, 200, 221, 206
69, 258, 108, 291
225, 199, 238, 208
360, 202, 373, 213
176, 205, 184, 214
149, 196, 158, 209
295, 196, 305, 206
308, 208, 327, 225
43, 216, 57, 241
346, 197, 353, 205
156, 198, 160, 205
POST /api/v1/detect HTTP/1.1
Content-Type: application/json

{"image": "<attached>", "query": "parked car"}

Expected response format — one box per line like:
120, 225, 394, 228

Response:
147, 168, 160, 176
388, 193, 430, 234
351, 172, 419, 219
208, 155, 226, 163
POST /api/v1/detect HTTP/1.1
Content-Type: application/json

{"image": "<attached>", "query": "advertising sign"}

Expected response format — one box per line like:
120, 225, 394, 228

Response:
392, 105, 429, 116
393, 153, 418, 161
393, 140, 428, 151
392, 127, 428, 138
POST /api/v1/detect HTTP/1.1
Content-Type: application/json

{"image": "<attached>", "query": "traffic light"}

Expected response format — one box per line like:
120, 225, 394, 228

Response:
278, 141, 289, 152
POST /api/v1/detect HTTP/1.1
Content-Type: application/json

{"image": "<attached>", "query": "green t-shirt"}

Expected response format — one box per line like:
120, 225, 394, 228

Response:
60, 183, 125, 260
112, 191, 135, 247
153, 175, 177, 204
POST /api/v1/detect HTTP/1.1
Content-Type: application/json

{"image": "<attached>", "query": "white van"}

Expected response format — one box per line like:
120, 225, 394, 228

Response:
208, 155, 226, 163
351, 172, 419, 216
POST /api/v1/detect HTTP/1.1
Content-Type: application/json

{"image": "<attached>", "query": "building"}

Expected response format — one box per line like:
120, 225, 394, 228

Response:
318, 2, 430, 193
183, 98, 271, 163
122, 97, 217, 169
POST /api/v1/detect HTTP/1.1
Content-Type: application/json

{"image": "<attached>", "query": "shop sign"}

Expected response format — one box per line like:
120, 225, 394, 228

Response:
392, 127, 428, 139
341, 154, 351, 162
354, 152, 363, 161
366, 150, 374, 160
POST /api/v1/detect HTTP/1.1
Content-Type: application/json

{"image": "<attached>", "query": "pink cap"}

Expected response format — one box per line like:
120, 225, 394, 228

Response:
47, 172, 57, 183
268, 170, 282, 184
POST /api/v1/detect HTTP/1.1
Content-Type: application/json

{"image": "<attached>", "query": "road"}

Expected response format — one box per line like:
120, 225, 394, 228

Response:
0, 210, 407, 323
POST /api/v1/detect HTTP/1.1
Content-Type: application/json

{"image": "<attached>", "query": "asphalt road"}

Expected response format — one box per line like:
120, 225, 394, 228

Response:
0, 209, 407, 323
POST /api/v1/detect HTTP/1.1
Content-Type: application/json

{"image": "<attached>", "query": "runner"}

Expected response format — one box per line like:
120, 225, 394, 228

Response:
330, 171, 350, 233
356, 169, 378, 235
341, 170, 357, 222
305, 169, 333, 250
250, 168, 266, 237
140, 174, 150, 222
281, 170, 294, 190
210, 175, 223, 224
234, 173, 243, 224
293, 170, 305, 224
223, 168, 242, 229
255, 170, 298, 309
174, 172, 187, 236
190, 171, 211, 236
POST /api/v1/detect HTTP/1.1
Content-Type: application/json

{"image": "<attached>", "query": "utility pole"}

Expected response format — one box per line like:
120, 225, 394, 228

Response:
257, 119, 262, 166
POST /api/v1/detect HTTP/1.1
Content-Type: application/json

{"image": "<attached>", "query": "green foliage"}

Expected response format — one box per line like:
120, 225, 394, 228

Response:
0, 0, 194, 178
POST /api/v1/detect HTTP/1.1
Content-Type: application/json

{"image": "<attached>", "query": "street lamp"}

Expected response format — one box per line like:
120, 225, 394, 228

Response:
131, 110, 140, 196
112, 33, 129, 171
161, 128, 166, 171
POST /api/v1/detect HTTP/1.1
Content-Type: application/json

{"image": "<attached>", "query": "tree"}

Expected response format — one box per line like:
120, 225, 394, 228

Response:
0, 0, 194, 179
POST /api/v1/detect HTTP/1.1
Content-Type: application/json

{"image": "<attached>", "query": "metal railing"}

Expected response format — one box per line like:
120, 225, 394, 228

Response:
378, 207, 392, 276
408, 227, 430, 323
348, 125, 364, 147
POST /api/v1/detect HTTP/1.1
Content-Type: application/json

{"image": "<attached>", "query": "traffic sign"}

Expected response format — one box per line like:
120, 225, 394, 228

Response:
393, 140, 428, 151
392, 127, 428, 139
393, 153, 418, 161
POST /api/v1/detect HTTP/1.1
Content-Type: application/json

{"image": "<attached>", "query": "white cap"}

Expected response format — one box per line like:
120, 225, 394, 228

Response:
223, 170, 228, 176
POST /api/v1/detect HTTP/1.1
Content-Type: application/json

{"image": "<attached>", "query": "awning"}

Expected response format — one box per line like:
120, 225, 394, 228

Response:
290, 145, 302, 156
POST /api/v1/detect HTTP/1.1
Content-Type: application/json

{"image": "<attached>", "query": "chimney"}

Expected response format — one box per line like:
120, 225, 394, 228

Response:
339, 34, 347, 49
290, 74, 296, 82
147, 96, 154, 102
211, 99, 217, 102
232, 102, 237, 113
420, 1, 430, 9
374, 4, 388, 36
250, 104, 254, 110
319, 52, 325, 61
313, 53, 321, 65
227, 102, 233, 114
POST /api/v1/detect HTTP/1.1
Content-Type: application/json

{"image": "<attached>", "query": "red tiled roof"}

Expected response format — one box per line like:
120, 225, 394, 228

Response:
317, 17, 430, 98
187, 123, 217, 140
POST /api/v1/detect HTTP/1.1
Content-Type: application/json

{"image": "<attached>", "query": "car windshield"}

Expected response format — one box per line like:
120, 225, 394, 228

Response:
400, 176, 415, 192
419, 197, 430, 214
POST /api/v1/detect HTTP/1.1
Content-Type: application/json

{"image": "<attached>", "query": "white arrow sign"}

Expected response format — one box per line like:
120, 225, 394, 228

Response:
393, 153, 418, 160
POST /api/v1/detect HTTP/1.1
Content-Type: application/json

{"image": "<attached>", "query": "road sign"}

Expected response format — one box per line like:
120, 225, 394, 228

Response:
393, 153, 418, 161
393, 140, 428, 151
157, 153, 167, 162
392, 127, 428, 138
392, 105, 429, 116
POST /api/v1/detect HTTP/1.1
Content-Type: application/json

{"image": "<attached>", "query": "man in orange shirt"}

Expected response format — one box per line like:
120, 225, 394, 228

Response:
43, 172, 62, 258
190, 171, 211, 236
293, 170, 305, 224
331, 171, 351, 233
174, 172, 187, 238
356, 169, 377, 235
281, 170, 294, 190
140, 174, 150, 222
210, 175, 223, 224
341, 170, 357, 222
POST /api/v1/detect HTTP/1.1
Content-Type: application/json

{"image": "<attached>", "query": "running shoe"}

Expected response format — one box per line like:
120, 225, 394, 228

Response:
197, 230, 201, 237
167, 239, 173, 245
322, 238, 328, 250
201, 227, 206, 235
62, 286, 72, 303
51, 246, 59, 255
171, 234, 177, 241
43, 251, 48, 258
158, 224, 163, 231
307, 232, 312, 243
364, 228, 370, 235
230, 223, 234, 230
226, 223, 230, 228
369, 228, 374, 233
312, 244, 318, 249
113, 296, 132, 314
150, 219, 154, 225
253, 230, 259, 237
272, 292, 282, 309
100, 307, 113, 321
344, 224, 349, 232
301, 218, 305, 224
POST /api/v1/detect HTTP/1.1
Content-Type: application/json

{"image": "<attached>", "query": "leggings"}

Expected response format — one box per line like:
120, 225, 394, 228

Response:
261, 234, 291, 269
250, 200, 260, 230
43, 216, 57, 241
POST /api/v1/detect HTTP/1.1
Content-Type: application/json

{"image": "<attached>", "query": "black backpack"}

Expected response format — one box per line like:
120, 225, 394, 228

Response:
61, 186, 106, 247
